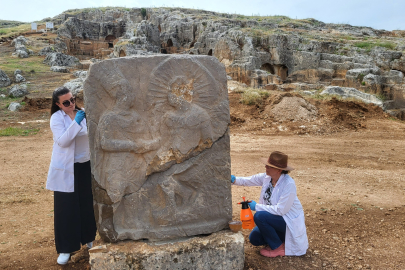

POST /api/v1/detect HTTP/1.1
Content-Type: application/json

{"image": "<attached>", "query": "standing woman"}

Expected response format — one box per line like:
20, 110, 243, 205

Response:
46, 87, 97, 265
231, 151, 308, 257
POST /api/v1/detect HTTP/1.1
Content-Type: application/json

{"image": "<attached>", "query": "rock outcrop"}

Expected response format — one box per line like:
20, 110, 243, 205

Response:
11, 36, 33, 58
52, 7, 405, 116
43, 52, 80, 67
83, 55, 231, 242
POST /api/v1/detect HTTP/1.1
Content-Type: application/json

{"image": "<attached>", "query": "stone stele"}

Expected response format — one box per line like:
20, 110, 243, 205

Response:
84, 55, 232, 242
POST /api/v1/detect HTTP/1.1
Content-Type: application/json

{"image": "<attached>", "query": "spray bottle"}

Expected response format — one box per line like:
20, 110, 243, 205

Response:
238, 197, 255, 229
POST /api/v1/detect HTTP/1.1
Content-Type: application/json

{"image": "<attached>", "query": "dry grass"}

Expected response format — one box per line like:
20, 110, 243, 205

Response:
238, 87, 270, 105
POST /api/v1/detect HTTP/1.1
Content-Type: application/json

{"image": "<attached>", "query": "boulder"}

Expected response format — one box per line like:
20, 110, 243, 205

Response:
13, 50, 29, 58
0, 69, 11, 87
50, 66, 69, 73
11, 36, 30, 58
38, 46, 55, 56
64, 78, 84, 96
84, 55, 231, 242
43, 52, 79, 67
8, 84, 28, 98
15, 74, 25, 83
321, 86, 383, 107
8, 102, 21, 111
11, 36, 27, 47
73, 70, 88, 78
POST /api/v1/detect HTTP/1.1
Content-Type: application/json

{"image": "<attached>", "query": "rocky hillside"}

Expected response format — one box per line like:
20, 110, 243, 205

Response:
6, 7, 405, 118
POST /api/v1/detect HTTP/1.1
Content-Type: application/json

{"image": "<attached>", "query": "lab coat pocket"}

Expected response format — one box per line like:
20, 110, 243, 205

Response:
290, 213, 306, 237
50, 151, 66, 170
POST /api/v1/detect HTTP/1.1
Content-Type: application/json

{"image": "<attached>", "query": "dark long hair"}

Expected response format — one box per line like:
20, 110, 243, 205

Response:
50, 87, 80, 116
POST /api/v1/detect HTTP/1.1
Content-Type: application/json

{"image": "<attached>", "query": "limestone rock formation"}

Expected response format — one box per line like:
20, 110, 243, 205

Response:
0, 69, 11, 87
51, 7, 405, 117
321, 86, 383, 107
11, 36, 32, 58
84, 54, 231, 242
50, 66, 69, 73
43, 52, 80, 67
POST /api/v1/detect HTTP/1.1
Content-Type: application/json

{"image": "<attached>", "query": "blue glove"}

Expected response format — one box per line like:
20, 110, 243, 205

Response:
74, 110, 86, 125
248, 200, 257, 211
231, 175, 236, 183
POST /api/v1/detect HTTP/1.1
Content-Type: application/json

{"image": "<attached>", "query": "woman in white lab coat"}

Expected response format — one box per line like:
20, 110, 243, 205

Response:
232, 151, 308, 257
46, 87, 97, 265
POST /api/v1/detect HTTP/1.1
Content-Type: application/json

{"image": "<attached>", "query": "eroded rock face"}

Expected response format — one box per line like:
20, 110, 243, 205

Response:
84, 55, 231, 242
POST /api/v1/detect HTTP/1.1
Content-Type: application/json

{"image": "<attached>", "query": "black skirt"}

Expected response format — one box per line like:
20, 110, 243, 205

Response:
54, 161, 97, 253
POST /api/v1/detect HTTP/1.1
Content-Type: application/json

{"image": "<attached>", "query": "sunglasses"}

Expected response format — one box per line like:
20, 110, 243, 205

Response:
60, 97, 75, 107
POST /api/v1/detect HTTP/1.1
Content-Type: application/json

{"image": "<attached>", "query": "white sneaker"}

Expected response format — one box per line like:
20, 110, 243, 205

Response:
87, 242, 93, 249
57, 253, 70, 265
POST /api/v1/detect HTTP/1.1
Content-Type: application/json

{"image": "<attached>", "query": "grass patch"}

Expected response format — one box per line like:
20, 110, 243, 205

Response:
0, 23, 31, 38
354, 41, 397, 51
0, 56, 49, 75
239, 87, 270, 105
0, 127, 39, 136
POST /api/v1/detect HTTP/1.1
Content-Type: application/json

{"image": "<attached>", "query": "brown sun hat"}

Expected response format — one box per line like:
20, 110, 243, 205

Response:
260, 151, 294, 171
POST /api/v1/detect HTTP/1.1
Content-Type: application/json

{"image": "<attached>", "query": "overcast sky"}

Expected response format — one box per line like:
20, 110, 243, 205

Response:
1, 0, 404, 31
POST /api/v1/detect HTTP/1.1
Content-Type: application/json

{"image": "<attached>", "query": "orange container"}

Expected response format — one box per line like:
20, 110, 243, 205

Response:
238, 197, 255, 230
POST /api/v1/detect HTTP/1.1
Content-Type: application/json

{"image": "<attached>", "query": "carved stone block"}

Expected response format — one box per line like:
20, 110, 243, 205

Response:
84, 55, 231, 242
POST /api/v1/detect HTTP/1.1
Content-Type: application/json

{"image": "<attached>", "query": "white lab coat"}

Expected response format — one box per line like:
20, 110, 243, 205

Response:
46, 110, 89, 192
234, 173, 308, 256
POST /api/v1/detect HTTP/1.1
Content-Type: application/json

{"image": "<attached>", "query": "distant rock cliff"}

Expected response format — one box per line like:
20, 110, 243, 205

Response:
52, 7, 405, 117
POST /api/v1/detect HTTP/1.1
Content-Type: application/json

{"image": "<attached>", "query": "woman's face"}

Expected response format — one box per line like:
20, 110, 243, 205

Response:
57, 92, 75, 114
265, 165, 282, 180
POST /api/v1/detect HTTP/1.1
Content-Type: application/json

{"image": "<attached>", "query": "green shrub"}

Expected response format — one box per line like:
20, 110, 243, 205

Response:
141, 8, 147, 18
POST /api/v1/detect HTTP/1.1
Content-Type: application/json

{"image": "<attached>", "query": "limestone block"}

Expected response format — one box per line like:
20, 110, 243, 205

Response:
89, 231, 244, 270
321, 86, 383, 107
84, 55, 231, 242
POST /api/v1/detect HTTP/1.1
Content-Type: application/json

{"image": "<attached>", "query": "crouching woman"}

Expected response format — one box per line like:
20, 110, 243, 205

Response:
231, 151, 308, 257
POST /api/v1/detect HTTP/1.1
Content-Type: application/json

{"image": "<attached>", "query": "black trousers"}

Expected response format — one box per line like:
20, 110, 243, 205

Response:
54, 161, 97, 253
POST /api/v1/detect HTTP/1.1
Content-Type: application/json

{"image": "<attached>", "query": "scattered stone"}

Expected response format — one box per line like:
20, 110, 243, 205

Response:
50, 66, 69, 73
321, 86, 383, 107
8, 84, 28, 98
84, 55, 231, 242
43, 52, 80, 67
89, 231, 244, 270
0, 69, 11, 87
0, 94, 6, 98
8, 102, 21, 111
15, 74, 25, 83
14, 69, 22, 76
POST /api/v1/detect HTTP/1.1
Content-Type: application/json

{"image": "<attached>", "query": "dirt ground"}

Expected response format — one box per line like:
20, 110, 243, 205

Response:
0, 37, 404, 269
0, 104, 404, 269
